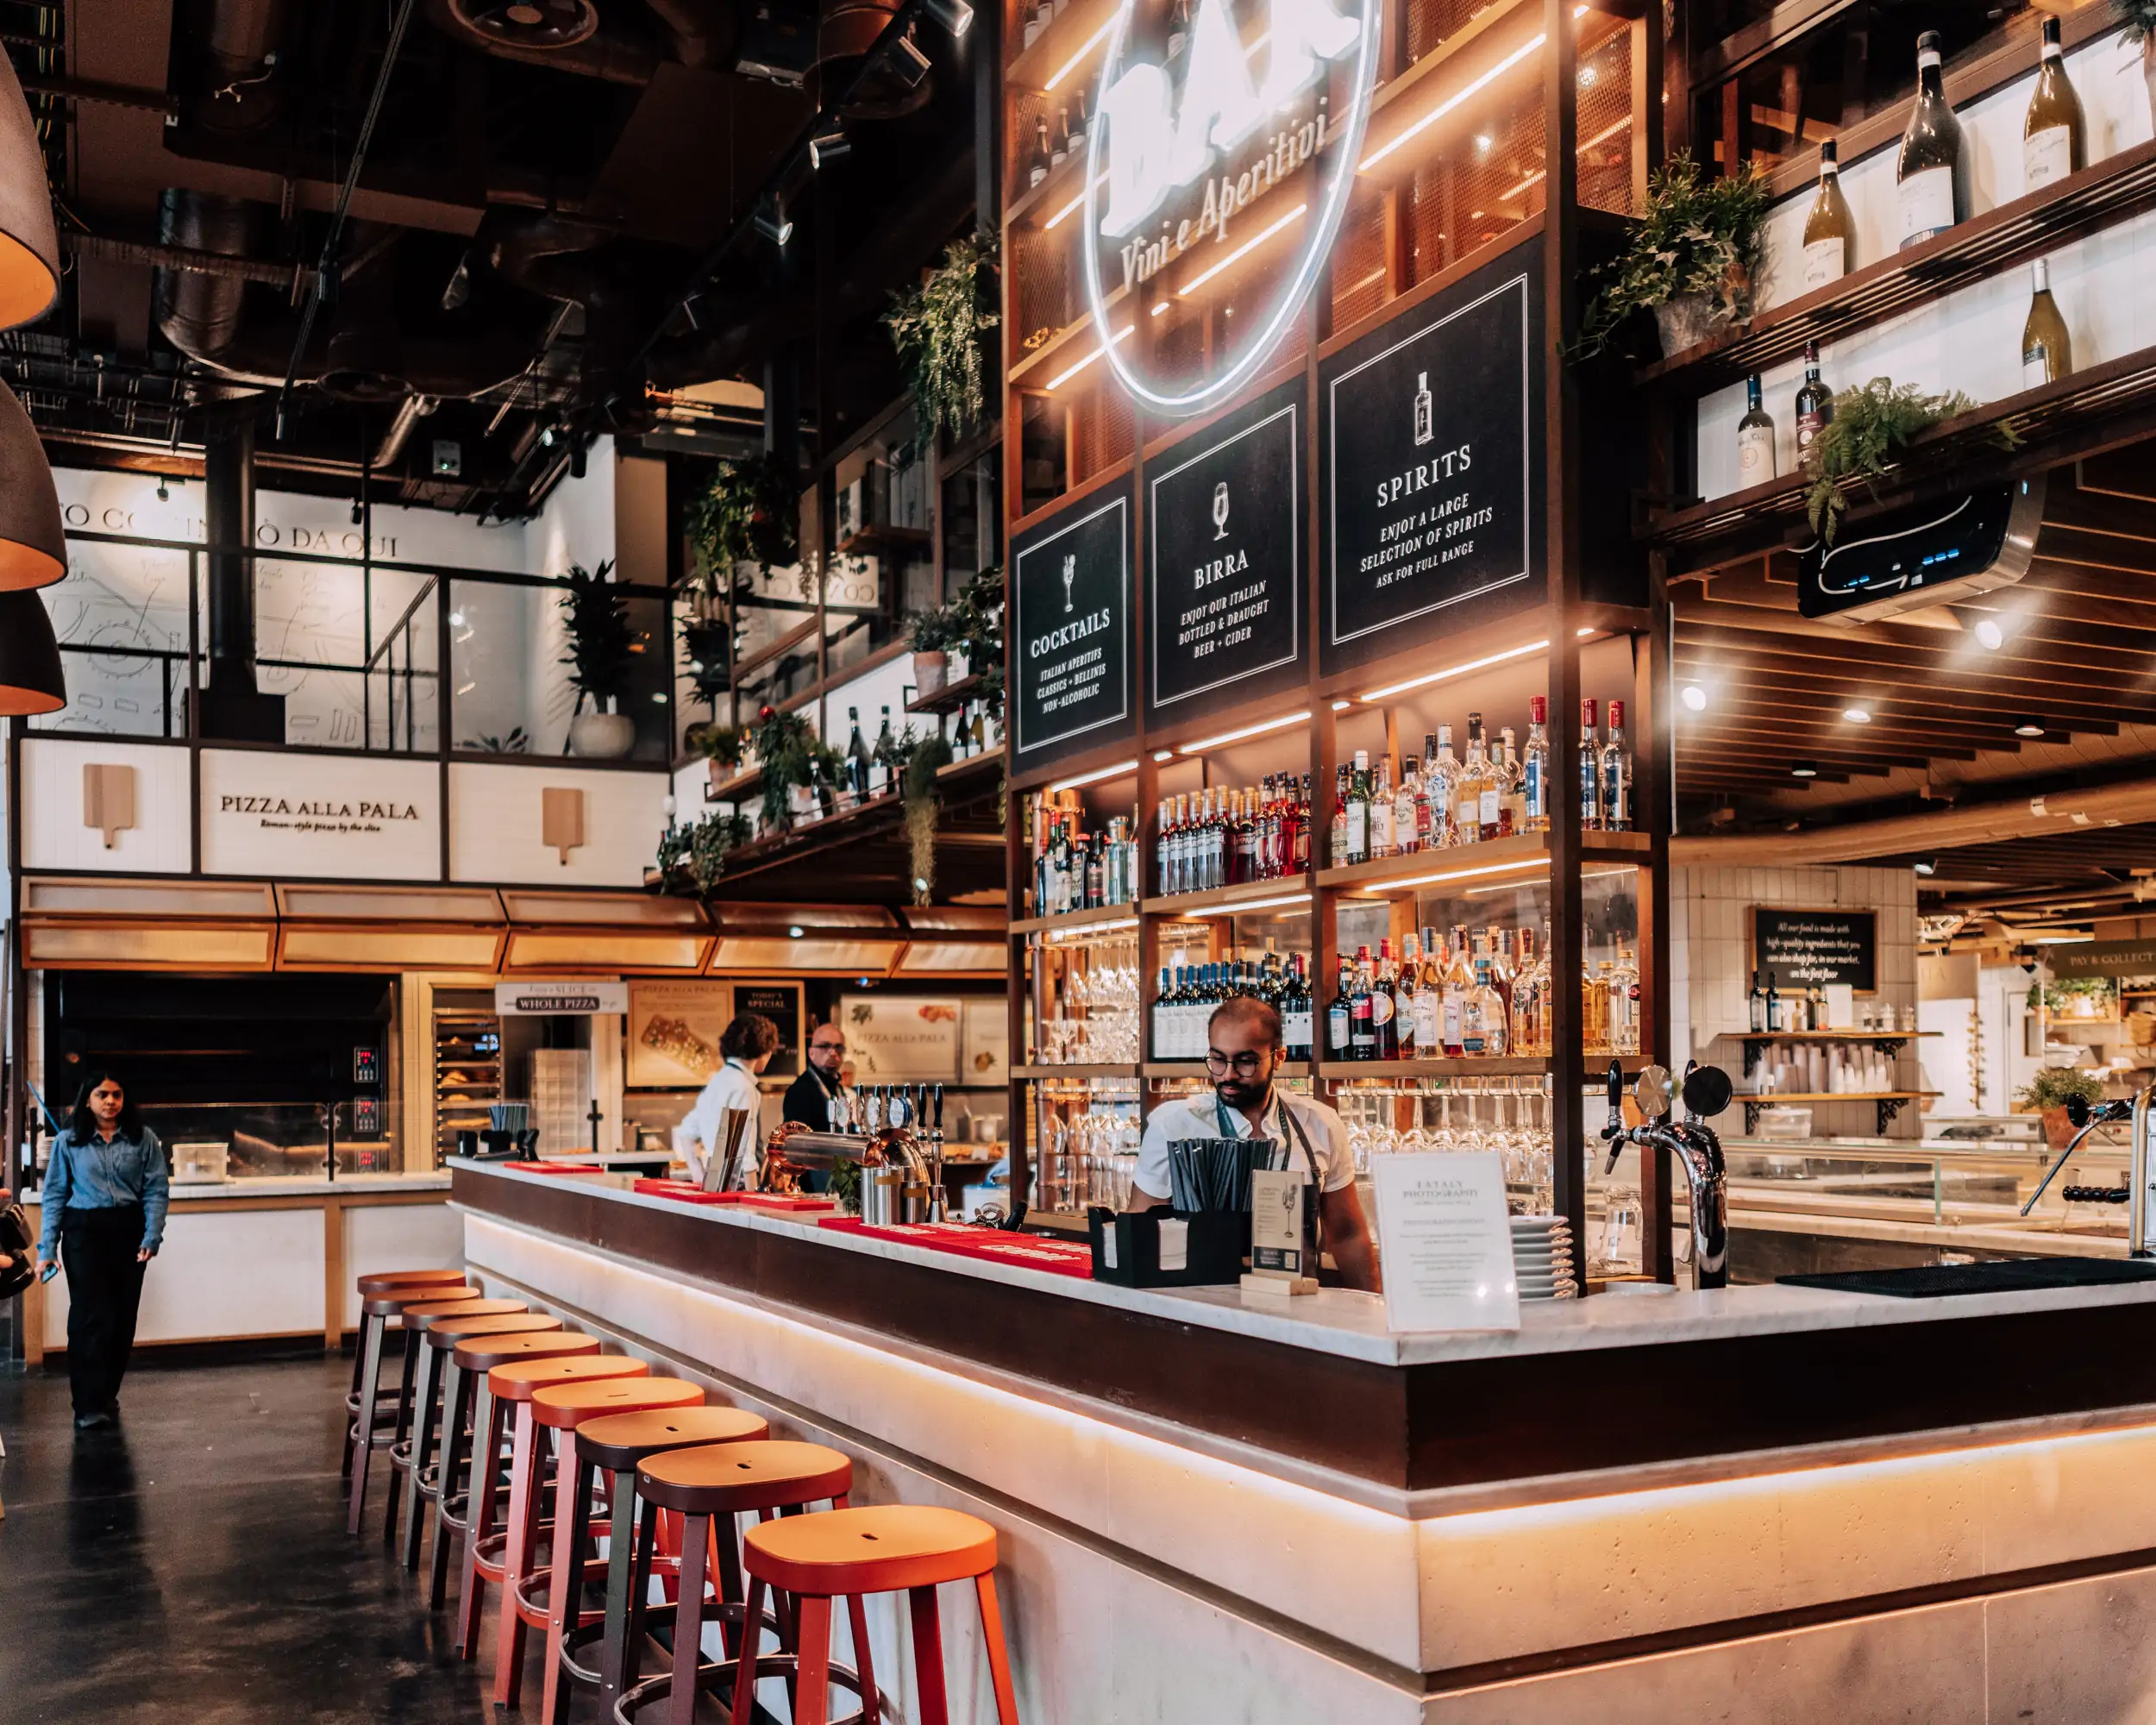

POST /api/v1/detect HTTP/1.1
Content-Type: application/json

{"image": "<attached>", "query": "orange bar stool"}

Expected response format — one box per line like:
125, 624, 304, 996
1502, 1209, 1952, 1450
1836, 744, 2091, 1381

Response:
468, 1352, 652, 1707
348, 1283, 479, 1534
381, 1297, 531, 1546
734, 1506, 1020, 1725
436, 1331, 602, 1611
346, 1268, 470, 1477
619, 1441, 862, 1725
399, 1308, 559, 1571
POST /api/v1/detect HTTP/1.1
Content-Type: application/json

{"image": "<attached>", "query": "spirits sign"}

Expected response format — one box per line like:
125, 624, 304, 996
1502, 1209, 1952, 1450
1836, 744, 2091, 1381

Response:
1319, 261, 1539, 673
1012, 486, 1137, 763
1081, 0, 1382, 415
1146, 378, 1304, 722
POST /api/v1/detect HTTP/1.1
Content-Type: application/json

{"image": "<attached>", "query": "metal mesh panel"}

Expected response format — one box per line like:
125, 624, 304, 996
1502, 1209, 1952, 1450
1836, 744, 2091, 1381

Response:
1578, 25, 1637, 216
1074, 377, 1135, 487
1330, 186, 1388, 331
1011, 222, 1078, 366
1403, 85, 1545, 289
1405, 0, 1505, 71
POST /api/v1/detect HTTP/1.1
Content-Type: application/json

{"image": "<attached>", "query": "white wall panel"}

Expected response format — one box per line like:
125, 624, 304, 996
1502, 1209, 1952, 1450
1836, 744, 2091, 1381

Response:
197, 749, 442, 880
43, 1205, 327, 1347
20, 736, 193, 873
342, 1200, 462, 1329
448, 760, 670, 886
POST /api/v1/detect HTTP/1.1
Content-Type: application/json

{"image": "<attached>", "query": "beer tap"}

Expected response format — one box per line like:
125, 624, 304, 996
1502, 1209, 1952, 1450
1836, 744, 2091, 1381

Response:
1601, 1059, 1734, 1290
926, 1083, 948, 1223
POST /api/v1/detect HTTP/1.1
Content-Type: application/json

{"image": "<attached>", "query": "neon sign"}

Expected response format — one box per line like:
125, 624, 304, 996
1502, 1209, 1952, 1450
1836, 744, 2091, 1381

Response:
1081, 0, 1382, 416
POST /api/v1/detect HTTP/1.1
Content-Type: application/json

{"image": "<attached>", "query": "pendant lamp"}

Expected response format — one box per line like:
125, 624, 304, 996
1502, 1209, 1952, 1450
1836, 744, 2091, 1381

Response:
0, 53, 57, 331
0, 583, 66, 713
0, 376, 64, 589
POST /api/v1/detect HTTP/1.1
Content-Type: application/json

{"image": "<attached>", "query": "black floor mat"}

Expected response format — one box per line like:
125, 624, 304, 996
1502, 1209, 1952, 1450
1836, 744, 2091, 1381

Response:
1778, 1256, 2156, 1298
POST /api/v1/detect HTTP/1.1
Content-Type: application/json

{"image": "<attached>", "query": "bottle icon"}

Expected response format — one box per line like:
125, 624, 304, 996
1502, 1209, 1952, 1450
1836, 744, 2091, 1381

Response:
1413, 371, 1433, 446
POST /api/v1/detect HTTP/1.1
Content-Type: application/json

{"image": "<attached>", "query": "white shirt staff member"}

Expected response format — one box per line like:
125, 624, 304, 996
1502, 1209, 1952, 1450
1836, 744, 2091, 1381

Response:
1125, 994, 1381, 1292
680, 1013, 780, 1188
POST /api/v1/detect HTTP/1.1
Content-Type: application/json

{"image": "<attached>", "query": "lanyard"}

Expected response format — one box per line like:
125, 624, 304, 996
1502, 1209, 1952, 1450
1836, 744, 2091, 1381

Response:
1213, 1090, 1324, 1258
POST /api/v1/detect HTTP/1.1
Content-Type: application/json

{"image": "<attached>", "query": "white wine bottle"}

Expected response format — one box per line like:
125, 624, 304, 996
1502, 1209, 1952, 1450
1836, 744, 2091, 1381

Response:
1801, 139, 1854, 290
2022, 15, 2084, 194
1896, 30, 1965, 251
1737, 373, 1777, 483
2021, 257, 2072, 388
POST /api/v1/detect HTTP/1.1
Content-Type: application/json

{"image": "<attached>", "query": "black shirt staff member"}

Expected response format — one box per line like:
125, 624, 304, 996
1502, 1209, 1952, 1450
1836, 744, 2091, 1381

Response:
1124, 995, 1381, 1291
783, 1020, 854, 1132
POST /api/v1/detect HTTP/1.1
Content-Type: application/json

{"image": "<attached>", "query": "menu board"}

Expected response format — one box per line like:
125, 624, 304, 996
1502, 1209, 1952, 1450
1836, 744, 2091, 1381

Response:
1145, 379, 1306, 724
1753, 906, 1877, 993
628, 980, 732, 1088
1012, 485, 1135, 764
839, 994, 962, 1082
1319, 255, 1541, 674
733, 982, 803, 1076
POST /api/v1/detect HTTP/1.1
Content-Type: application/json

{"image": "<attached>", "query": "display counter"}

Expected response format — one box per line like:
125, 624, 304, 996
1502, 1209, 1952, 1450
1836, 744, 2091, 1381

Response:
22, 1172, 456, 1361
455, 1158, 2156, 1721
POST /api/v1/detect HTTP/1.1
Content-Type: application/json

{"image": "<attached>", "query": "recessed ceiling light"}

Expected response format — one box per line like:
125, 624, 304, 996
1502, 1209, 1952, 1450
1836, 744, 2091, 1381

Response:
787, 925, 805, 938
2014, 718, 2046, 737
1843, 706, 1871, 723
1681, 684, 1708, 712
1790, 762, 1819, 778
1974, 618, 2005, 650
1914, 860, 1937, 876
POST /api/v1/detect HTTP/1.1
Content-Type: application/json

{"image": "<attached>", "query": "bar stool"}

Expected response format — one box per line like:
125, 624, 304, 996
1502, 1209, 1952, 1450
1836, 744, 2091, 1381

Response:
733, 1506, 1020, 1725
398, 1308, 559, 1571
348, 1283, 480, 1533
435, 1331, 604, 1610
346, 1269, 470, 1477
467, 1352, 652, 1707
548, 1404, 771, 1725
380, 1297, 531, 1544
619, 1441, 862, 1725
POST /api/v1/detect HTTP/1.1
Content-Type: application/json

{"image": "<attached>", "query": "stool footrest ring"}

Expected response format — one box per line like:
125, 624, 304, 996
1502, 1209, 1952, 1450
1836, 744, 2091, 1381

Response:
611, 1653, 869, 1725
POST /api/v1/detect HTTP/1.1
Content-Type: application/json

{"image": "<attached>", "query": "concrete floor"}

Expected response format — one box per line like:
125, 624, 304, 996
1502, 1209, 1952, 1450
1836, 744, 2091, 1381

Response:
0, 1349, 511, 1724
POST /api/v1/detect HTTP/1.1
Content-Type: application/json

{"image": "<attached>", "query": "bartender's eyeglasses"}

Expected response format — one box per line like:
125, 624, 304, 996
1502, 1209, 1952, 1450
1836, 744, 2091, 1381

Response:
1204, 1050, 1270, 1076
810, 1037, 845, 1053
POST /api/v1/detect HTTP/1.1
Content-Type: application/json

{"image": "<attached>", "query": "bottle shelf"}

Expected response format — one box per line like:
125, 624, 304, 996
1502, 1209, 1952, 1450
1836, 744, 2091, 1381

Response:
1318, 1056, 1553, 1079
907, 671, 987, 717
1013, 1063, 1140, 1081
1141, 1061, 1312, 1080
1317, 829, 1650, 897
1005, 0, 1118, 91
1011, 902, 1143, 938
1142, 875, 1314, 920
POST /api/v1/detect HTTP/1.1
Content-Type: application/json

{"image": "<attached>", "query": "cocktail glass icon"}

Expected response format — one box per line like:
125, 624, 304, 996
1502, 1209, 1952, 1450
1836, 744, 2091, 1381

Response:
1212, 482, 1230, 540
1061, 553, 1075, 612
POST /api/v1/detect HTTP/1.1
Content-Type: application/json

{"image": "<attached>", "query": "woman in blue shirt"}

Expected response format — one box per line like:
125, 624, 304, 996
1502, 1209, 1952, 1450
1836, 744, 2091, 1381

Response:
35, 1071, 167, 1432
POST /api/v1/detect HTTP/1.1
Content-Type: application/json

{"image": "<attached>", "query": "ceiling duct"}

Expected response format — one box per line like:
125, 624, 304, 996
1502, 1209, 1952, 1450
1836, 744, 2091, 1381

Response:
424, 0, 659, 83
448, 0, 600, 49
192, 0, 290, 135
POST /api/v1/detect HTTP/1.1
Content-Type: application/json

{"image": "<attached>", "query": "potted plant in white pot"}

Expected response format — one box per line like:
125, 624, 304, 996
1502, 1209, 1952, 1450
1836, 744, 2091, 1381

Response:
558, 559, 639, 757
907, 597, 966, 698
1574, 154, 1770, 361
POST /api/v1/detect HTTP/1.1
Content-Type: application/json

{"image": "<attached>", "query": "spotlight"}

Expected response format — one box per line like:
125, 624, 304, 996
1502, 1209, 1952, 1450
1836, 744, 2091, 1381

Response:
788, 925, 805, 938
1842, 706, 1871, 724
754, 203, 793, 247
442, 253, 471, 312
155, 480, 169, 503
1790, 761, 1819, 779
2014, 718, 2046, 738
1914, 860, 1937, 876
569, 442, 587, 479
923, 0, 974, 36
448, 611, 465, 626
351, 499, 363, 526
1680, 684, 1707, 712
1974, 618, 2005, 650
887, 28, 931, 87
539, 425, 556, 448
809, 122, 850, 168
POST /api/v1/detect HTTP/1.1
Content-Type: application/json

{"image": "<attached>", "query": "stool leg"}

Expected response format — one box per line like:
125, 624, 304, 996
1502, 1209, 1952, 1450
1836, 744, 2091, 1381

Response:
406, 1347, 453, 1571
542, 1447, 595, 1725
909, 1586, 950, 1725
345, 1312, 386, 1535
396, 1336, 441, 1559
430, 1363, 475, 1609
667, 1509, 710, 1725
793, 1596, 831, 1725
342, 1311, 371, 1478
382, 1323, 421, 1542
975, 1574, 1020, 1725
598, 1467, 641, 1711
729, 1576, 768, 1725
457, 1386, 507, 1659
844, 1591, 878, 1725
624, 1496, 661, 1697
492, 1403, 542, 1708
711, 1509, 745, 1661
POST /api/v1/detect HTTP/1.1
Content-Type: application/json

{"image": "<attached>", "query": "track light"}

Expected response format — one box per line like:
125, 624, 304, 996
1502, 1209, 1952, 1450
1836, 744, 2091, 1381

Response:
923, 0, 974, 37
1914, 860, 1937, 876
809, 122, 850, 168
1842, 706, 1871, 724
1680, 684, 1707, 712
539, 424, 556, 448
442, 253, 471, 311
1790, 761, 1819, 779
156, 480, 169, 503
1974, 618, 2005, 650
569, 443, 587, 479
754, 202, 793, 247
2014, 718, 2046, 737
351, 499, 363, 525
887, 28, 932, 87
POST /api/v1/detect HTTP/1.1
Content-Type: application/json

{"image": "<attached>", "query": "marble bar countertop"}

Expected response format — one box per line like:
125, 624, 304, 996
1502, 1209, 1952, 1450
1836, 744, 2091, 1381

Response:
454, 1159, 2156, 1370
165, 1172, 454, 1201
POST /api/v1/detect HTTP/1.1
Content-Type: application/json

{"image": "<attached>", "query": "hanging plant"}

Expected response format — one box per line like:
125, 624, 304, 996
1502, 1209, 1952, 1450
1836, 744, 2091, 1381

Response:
680, 616, 731, 717
557, 559, 636, 712
655, 808, 755, 896
686, 452, 799, 601
1802, 378, 2012, 544
882, 235, 1000, 455
1573, 154, 1770, 361
751, 703, 840, 831
900, 728, 954, 905
2122, 0, 2156, 41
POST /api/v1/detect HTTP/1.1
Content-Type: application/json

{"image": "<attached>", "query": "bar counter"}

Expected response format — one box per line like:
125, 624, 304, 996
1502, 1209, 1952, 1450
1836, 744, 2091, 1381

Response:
455, 1159, 2156, 1721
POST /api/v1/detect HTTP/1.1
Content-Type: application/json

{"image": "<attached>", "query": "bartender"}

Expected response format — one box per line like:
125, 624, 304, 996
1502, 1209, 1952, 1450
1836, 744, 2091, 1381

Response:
680, 1013, 778, 1188
1125, 994, 1380, 1291
783, 1019, 853, 1132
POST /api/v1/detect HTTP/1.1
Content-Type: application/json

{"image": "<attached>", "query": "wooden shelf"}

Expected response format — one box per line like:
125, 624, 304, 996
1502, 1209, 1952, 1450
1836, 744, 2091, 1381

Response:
936, 752, 1003, 787
1141, 1061, 1310, 1080
1010, 901, 1141, 937
907, 671, 986, 717
1005, 0, 1117, 91
1006, 145, 1092, 229
835, 524, 931, 559
1727, 1030, 1939, 1041
1317, 1056, 1552, 1079
1013, 1063, 1139, 1081
1317, 829, 1650, 896
1640, 139, 2156, 396
1739, 1090, 1941, 1134
1142, 875, 1314, 919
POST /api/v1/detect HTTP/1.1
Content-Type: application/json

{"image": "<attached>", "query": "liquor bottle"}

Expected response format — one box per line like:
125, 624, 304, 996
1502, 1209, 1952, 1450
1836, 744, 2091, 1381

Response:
1022, 0, 1046, 47
869, 706, 897, 796
1329, 768, 1351, 866
1412, 928, 1445, 1055
2022, 15, 2084, 194
1440, 927, 1474, 1058
1896, 30, 1965, 250
1749, 969, 1767, 1034
1794, 341, 1833, 474
1765, 967, 1783, 1034
1282, 956, 1313, 1063
1586, 961, 1614, 1057
1509, 926, 1544, 1057
1070, 91, 1089, 152
1454, 717, 1485, 845
845, 706, 872, 804
1801, 139, 1854, 290
1601, 699, 1632, 832
1028, 117, 1053, 189
1369, 758, 1396, 858
1471, 714, 1501, 840
1327, 957, 1354, 1062
1370, 939, 1401, 1060
1084, 830, 1105, 909
1610, 946, 1640, 1057
1413, 372, 1434, 444
1579, 699, 1603, 831
1498, 728, 1524, 838
1426, 724, 1460, 846
1151, 967, 1175, 1060
1523, 697, 1550, 834
2021, 257, 2072, 388
1465, 957, 1508, 1057
1395, 935, 1420, 1058
1738, 373, 1777, 484
1056, 106, 1077, 169
1166, 0, 1189, 60
1394, 762, 1420, 856
1350, 945, 1376, 1060
1293, 774, 1313, 874
1346, 751, 1371, 864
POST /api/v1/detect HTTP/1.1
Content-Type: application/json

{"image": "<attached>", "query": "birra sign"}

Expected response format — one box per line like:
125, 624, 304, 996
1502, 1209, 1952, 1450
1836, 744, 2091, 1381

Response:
1081, 0, 1381, 415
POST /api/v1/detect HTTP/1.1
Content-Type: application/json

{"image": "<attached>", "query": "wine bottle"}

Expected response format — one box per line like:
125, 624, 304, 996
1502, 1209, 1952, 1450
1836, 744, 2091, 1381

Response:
1167, 0, 1190, 60
1028, 118, 1053, 189
1738, 373, 1777, 484
1050, 106, 1070, 169
2022, 14, 2084, 194
845, 706, 872, 804
1801, 140, 1853, 290
1896, 30, 1965, 251
2021, 257, 2072, 388
1794, 341, 1833, 474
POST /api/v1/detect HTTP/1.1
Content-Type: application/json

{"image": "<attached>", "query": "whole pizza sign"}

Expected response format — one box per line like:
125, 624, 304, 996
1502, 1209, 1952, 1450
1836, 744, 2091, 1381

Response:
1082, 0, 1382, 415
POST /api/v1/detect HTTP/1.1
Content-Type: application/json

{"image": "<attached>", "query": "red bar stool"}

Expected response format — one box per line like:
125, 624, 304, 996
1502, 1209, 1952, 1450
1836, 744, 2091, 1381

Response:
734, 1506, 1020, 1725
436, 1330, 600, 1612
347, 1268, 470, 1476
398, 1308, 559, 1571
469, 1352, 652, 1707
547, 1404, 771, 1725
618, 1441, 862, 1725
348, 1283, 480, 1533
382, 1297, 530, 1546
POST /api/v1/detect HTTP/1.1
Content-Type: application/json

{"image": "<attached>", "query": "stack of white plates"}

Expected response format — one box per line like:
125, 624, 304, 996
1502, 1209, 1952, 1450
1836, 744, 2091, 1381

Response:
1510, 1214, 1577, 1301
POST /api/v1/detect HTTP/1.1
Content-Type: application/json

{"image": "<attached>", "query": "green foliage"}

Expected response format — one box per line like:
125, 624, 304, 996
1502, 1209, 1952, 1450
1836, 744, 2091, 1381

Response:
2028, 976, 2118, 1013
556, 560, 636, 710
751, 704, 840, 831
680, 618, 731, 713
1574, 155, 1770, 361
900, 729, 955, 906
826, 1158, 863, 1214
908, 564, 1006, 716
459, 726, 530, 754
681, 722, 743, 768
1802, 379, 2009, 544
907, 603, 968, 655
2017, 1067, 2106, 1113
656, 809, 755, 896
686, 453, 799, 595
2120, 0, 2156, 46
883, 235, 1000, 455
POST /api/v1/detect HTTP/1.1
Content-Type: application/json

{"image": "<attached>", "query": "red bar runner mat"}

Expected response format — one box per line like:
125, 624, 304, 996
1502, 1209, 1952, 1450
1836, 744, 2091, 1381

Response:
633, 1178, 737, 1204
818, 1218, 1095, 1278
508, 1160, 604, 1175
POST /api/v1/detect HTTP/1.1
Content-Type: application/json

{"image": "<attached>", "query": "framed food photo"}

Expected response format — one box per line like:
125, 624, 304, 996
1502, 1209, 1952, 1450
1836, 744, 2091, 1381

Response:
840, 994, 962, 1083
627, 980, 732, 1088
960, 997, 1008, 1085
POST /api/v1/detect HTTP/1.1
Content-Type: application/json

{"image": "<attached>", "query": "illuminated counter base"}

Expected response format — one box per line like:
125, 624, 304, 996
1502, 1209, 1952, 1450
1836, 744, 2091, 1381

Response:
456, 1162, 2156, 1722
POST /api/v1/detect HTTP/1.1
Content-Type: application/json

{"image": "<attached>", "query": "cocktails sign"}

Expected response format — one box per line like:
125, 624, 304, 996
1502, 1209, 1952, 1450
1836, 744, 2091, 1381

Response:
1082, 0, 1382, 415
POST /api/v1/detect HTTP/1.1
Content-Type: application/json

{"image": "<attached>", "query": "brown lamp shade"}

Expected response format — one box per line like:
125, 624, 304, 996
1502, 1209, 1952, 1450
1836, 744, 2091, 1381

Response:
0, 53, 57, 331
0, 377, 64, 589
0, 583, 66, 714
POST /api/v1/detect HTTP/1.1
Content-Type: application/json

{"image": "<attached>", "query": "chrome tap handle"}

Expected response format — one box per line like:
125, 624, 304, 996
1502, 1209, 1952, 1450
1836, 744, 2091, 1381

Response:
1600, 1060, 1626, 1142
2020, 1101, 2131, 1218
2133, 1083, 2156, 1258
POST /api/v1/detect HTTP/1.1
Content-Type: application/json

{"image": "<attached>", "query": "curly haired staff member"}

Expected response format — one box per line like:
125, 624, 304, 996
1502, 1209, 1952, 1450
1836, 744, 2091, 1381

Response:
679, 1013, 779, 1188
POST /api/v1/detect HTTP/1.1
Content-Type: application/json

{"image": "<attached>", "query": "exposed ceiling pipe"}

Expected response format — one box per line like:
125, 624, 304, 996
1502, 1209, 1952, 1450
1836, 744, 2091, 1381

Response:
194, 0, 288, 133
424, 0, 659, 83
66, 229, 306, 289
373, 393, 434, 468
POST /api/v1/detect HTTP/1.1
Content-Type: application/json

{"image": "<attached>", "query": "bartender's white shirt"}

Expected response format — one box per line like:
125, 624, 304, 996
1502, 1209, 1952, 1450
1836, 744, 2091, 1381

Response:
680, 1059, 763, 1187
1132, 1089, 1357, 1201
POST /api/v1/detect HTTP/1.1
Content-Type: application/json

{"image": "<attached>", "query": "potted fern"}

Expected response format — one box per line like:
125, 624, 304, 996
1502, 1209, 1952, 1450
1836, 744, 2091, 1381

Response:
883, 235, 1000, 455
1802, 378, 2004, 544
1576, 155, 1770, 361
686, 452, 799, 605
2123, 0, 2156, 129
558, 560, 639, 757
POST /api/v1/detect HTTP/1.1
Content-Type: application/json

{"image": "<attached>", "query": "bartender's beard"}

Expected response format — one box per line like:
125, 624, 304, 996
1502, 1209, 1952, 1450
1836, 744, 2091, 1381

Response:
1214, 1075, 1272, 1115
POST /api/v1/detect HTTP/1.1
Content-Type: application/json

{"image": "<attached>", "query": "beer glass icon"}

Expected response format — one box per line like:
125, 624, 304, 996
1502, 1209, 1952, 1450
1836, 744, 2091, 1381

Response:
1061, 553, 1075, 613
1212, 481, 1230, 540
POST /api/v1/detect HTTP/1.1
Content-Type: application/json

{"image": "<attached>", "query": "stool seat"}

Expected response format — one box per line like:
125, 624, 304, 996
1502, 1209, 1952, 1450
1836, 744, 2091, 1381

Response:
576, 1405, 768, 1472
454, 1332, 599, 1374
424, 1313, 560, 1346
637, 1440, 851, 1516
531, 1376, 702, 1431
488, 1354, 649, 1403
363, 1284, 480, 1317
745, 1505, 997, 1596
356, 1268, 467, 1295
404, 1296, 527, 1327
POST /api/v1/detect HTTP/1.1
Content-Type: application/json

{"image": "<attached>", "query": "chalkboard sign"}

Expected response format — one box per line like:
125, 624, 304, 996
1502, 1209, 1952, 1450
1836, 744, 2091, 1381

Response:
1146, 378, 1305, 725
1319, 253, 1542, 674
733, 982, 802, 1076
1012, 486, 1135, 764
1753, 907, 1877, 993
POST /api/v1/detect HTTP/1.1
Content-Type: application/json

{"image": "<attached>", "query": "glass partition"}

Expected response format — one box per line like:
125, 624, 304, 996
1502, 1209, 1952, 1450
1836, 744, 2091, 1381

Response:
147, 1099, 401, 1182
